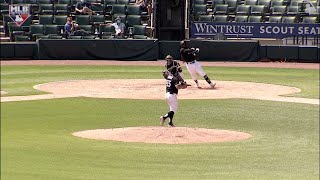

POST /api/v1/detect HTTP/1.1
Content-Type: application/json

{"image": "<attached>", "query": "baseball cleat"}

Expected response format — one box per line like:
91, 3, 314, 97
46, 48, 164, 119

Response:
167, 123, 175, 127
196, 83, 201, 89
160, 116, 165, 126
210, 82, 216, 88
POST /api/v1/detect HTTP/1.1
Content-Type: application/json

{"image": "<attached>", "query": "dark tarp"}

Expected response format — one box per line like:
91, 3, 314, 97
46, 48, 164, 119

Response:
37, 39, 159, 60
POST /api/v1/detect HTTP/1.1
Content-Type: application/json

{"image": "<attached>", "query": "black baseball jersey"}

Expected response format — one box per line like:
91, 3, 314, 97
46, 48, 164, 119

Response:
180, 47, 196, 62
165, 60, 182, 73
166, 75, 179, 94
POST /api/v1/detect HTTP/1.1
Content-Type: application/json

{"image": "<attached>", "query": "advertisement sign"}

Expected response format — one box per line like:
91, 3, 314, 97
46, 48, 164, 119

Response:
191, 22, 320, 38
9, 4, 31, 26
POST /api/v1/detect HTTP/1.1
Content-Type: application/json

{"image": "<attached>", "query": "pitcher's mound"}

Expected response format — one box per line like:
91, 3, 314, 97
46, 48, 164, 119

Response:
72, 127, 252, 144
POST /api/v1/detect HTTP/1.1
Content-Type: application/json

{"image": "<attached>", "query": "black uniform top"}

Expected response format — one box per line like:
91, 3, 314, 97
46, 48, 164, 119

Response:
180, 47, 196, 62
165, 60, 182, 73
166, 75, 179, 94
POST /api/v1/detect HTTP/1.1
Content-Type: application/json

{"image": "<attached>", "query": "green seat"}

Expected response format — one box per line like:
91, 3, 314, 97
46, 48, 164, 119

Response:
270, 0, 284, 7
235, 15, 248, 22
194, 0, 207, 5
104, 0, 117, 13
44, 24, 59, 35
39, 4, 54, 14
39, 15, 54, 25
290, 0, 303, 6
8, 23, 25, 41
48, 35, 63, 39
82, 35, 97, 39
214, 4, 229, 15
58, 0, 70, 4
79, 24, 93, 33
286, 6, 299, 15
132, 25, 146, 36
111, 4, 126, 15
36, 35, 49, 40
193, 4, 207, 15
271, 5, 287, 15
126, 15, 141, 28
55, 4, 69, 15
76, 15, 90, 25
251, 5, 266, 15
26, 0, 38, 4
198, 15, 213, 21
244, 0, 257, 5
248, 15, 262, 22
54, 15, 67, 26
126, 5, 141, 15
133, 35, 147, 39
99, 24, 115, 36
212, 0, 224, 9
91, 15, 105, 25
91, 4, 104, 14
11, 0, 24, 4
38, 0, 52, 4
68, 35, 82, 39
225, 0, 238, 14
281, 16, 297, 23
0, 3, 9, 15
213, 15, 228, 22
236, 5, 251, 15
268, 15, 282, 23
15, 35, 30, 42
101, 35, 113, 39
117, 0, 129, 4
302, 16, 318, 23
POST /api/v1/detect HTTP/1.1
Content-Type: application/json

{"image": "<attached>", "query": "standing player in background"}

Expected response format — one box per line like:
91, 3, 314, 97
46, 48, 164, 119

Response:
160, 66, 188, 127
180, 40, 216, 89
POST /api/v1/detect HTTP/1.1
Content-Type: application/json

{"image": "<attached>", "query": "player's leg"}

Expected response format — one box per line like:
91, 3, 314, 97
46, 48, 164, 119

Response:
186, 64, 200, 87
161, 93, 177, 126
195, 61, 216, 88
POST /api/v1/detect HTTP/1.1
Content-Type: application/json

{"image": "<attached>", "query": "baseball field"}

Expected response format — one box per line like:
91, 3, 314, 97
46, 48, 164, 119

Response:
1, 60, 319, 179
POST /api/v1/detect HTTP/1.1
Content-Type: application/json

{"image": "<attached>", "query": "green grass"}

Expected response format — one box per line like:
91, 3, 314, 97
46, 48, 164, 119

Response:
1, 65, 319, 98
1, 65, 319, 179
1, 98, 319, 179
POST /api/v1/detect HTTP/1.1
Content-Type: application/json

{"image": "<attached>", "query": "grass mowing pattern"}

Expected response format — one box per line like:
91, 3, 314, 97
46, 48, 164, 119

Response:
1, 65, 319, 98
1, 98, 319, 179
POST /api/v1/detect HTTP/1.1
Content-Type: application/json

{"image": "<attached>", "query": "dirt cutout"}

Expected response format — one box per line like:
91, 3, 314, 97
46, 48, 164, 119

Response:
72, 127, 252, 144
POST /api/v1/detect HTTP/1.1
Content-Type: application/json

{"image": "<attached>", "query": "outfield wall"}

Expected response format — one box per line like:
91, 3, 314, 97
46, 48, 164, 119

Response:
1, 40, 319, 62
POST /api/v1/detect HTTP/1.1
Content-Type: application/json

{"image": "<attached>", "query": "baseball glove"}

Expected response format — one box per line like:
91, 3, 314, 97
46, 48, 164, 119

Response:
176, 83, 188, 89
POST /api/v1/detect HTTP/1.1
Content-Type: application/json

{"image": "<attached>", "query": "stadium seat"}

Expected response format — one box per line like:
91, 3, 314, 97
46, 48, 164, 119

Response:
76, 15, 91, 25
48, 35, 63, 39
244, 0, 257, 5
268, 15, 282, 22
11, 0, 24, 4
126, 5, 141, 15
132, 25, 146, 36
8, 23, 25, 41
214, 4, 229, 14
26, 0, 38, 4
281, 16, 297, 23
68, 35, 82, 39
271, 5, 287, 15
193, 0, 207, 5
44, 24, 59, 35
58, 0, 70, 4
104, 0, 117, 13
212, 0, 225, 8
251, 5, 266, 15
91, 15, 105, 25
111, 4, 127, 15
193, 4, 208, 15
90, 4, 104, 14
225, 0, 238, 14
213, 15, 229, 22
270, 0, 284, 7
286, 5, 299, 15
235, 5, 251, 15
38, 4, 54, 14
117, 0, 130, 4
302, 16, 319, 23
38, 0, 52, 4
79, 24, 93, 34
235, 15, 248, 22
112, 14, 126, 22
198, 15, 213, 21
15, 35, 30, 41
54, 15, 67, 26
101, 35, 113, 39
0, 3, 9, 15
99, 24, 115, 36
133, 35, 147, 39
126, 15, 141, 28
36, 35, 49, 40
258, 0, 271, 9
30, 24, 44, 40
39, 15, 54, 25
248, 15, 262, 22
55, 4, 69, 15
82, 35, 97, 39
290, 0, 303, 6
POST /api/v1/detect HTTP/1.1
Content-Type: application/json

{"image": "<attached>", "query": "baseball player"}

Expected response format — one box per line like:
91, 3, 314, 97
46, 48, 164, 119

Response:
160, 66, 188, 127
180, 40, 216, 89
164, 55, 188, 85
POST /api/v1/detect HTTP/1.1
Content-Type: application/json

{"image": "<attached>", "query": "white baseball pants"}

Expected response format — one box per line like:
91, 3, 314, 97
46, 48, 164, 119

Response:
165, 92, 178, 112
185, 60, 206, 80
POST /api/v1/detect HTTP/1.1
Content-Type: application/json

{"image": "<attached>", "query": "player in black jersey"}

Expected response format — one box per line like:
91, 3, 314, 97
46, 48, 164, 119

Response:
164, 55, 189, 85
160, 66, 181, 127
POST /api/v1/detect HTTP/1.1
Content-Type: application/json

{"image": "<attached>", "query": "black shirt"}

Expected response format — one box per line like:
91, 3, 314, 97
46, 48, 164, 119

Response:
165, 60, 182, 73
180, 47, 196, 62
76, 1, 91, 9
166, 75, 179, 94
